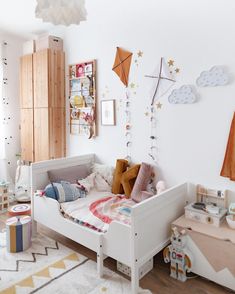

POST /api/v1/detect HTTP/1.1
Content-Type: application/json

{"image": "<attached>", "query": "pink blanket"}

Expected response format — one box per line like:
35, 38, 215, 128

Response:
90, 195, 135, 225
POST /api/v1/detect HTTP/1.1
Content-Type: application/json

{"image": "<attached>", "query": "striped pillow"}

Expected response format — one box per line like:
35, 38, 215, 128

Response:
44, 181, 86, 203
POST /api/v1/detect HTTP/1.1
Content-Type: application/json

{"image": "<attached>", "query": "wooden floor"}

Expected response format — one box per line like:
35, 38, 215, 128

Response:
0, 214, 233, 294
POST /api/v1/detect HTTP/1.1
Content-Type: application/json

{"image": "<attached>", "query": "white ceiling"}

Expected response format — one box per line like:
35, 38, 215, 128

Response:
0, 0, 66, 40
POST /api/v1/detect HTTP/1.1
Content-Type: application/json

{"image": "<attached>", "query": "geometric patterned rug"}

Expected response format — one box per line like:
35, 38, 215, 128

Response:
0, 232, 151, 294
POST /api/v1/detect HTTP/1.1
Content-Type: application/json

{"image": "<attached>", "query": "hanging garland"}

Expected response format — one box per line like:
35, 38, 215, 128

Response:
125, 90, 132, 162
145, 58, 180, 163
124, 52, 142, 163
1, 41, 11, 165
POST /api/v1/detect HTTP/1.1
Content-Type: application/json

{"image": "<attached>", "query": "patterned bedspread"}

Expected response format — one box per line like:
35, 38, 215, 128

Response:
60, 190, 136, 233
90, 195, 135, 225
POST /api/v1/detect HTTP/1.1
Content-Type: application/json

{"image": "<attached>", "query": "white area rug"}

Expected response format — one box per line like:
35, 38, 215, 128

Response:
0, 232, 151, 294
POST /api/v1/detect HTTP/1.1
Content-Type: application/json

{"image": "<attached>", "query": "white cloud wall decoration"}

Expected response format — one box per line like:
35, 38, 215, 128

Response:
196, 66, 229, 87
168, 85, 197, 104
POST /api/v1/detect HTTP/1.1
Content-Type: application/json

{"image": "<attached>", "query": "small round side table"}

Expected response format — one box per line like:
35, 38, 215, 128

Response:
6, 215, 32, 253
8, 204, 31, 216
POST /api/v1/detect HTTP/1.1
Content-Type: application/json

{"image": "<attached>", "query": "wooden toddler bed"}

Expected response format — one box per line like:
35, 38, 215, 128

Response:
31, 154, 188, 294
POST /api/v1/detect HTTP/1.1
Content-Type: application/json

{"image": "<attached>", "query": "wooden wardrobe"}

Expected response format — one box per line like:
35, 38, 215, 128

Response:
20, 49, 66, 162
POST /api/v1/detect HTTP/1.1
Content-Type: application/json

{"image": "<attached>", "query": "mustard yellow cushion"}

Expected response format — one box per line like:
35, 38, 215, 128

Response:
121, 164, 141, 198
112, 159, 129, 194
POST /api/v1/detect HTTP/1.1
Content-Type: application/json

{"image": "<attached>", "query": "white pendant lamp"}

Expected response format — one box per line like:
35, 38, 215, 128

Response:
35, 0, 87, 26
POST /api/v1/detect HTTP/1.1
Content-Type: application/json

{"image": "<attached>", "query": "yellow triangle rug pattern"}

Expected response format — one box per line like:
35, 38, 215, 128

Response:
0, 232, 148, 293
2, 253, 85, 293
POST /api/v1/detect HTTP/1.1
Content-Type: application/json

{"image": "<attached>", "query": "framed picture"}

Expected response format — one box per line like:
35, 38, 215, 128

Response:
101, 100, 116, 126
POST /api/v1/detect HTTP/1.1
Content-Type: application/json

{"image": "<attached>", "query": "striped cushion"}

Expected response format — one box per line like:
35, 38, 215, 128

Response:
44, 181, 86, 203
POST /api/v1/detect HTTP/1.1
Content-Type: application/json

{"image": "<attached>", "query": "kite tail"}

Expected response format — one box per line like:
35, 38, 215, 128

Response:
125, 89, 132, 163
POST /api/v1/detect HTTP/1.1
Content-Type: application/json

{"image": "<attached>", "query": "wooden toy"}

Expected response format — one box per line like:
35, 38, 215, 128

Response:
185, 185, 227, 227
0, 181, 9, 214
163, 227, 193, 282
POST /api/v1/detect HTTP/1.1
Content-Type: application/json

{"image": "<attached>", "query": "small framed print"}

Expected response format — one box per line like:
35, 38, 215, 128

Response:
101, 100, 116, 126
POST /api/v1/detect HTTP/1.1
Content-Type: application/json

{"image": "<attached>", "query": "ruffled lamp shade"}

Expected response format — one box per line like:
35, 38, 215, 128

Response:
35, 0, 87, 26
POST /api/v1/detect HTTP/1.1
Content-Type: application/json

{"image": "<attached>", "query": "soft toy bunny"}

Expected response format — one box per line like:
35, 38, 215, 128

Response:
156, 180, 166, 194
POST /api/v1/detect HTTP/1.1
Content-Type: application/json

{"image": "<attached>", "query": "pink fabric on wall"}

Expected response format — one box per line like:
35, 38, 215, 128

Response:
131, 162, 153, 203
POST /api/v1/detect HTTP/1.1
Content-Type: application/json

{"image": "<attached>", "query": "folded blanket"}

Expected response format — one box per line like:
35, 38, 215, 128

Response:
78, 172, 111, 192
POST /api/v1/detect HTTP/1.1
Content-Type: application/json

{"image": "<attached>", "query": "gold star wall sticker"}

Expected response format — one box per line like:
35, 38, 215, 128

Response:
137, 50, 143, 57
168, 59, 174, 66
130, 82, 135, 89
156, 102, 163, 109
175, 68, 180, 73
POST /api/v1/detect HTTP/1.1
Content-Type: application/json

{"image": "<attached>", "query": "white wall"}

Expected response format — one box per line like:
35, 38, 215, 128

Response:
0, 31, 23, 180
63, 0, 235, 191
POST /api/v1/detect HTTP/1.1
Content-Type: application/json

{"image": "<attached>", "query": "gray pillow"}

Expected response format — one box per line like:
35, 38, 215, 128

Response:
48, 164, 90, 184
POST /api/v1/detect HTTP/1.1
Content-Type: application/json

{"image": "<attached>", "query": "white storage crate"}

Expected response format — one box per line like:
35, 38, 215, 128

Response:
36, 35, 63, 52
117, 258, 153, 279
23, 40, 35, 55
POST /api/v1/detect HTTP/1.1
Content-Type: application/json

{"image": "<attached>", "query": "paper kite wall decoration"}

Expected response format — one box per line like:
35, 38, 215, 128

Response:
196, 66, 229, 87
112, 47, 133, 87
145, 57, 175, 105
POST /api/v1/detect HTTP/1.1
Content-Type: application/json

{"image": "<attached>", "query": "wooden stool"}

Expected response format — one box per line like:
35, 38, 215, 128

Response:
8, 204, 31, 216
6, 216, 32, 252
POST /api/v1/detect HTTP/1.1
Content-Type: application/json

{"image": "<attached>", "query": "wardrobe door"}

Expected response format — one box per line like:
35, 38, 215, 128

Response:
34, 108, 49, 162
20, 109, 34, 162
49, 50, 65, 108
49, 108, 66, 159
33, 49, 49, 108
20, 54, 33, 108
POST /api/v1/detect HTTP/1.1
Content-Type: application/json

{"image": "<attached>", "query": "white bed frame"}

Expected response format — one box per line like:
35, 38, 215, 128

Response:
31, 154, 189, 294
